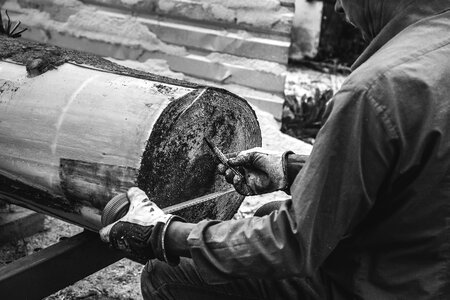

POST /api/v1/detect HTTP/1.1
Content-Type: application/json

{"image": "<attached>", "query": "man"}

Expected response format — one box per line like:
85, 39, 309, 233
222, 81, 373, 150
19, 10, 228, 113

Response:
100, 0, 450, 299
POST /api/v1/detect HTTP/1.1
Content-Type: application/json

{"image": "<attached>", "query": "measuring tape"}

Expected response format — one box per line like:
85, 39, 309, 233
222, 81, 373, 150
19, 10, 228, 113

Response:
101, 189, 236, 226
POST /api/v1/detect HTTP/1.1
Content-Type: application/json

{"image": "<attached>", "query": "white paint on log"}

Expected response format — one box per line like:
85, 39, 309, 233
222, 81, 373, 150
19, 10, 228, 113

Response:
51, 74, 99, 156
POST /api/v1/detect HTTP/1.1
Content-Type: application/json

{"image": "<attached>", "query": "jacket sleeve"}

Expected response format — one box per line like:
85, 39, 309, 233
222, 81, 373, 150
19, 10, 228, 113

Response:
286, 154, 310, 187
187, 88, 398, 284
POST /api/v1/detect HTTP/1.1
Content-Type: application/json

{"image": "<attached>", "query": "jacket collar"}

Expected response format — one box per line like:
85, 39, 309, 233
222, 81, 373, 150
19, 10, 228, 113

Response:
352, 0, 450, 71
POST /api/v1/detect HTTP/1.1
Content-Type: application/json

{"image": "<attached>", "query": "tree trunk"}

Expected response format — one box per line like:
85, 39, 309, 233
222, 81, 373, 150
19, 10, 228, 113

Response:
0, 36, 261, 231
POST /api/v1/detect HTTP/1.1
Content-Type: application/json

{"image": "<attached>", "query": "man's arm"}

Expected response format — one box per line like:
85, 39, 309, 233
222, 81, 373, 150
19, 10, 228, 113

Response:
165, 221, 194, 258
163, 154, 308, 258
170, 88, 398, 283
286, 154, 309, 188
100, 87, 398, 283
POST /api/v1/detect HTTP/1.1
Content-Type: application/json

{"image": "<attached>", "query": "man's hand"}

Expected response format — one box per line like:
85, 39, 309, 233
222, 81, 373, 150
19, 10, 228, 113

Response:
99, 187, 183, 265
217, 148, 293, 196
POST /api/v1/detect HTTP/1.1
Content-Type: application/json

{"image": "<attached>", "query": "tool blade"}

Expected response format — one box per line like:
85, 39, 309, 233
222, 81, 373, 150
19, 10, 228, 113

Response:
203, 137, 244, 179
163, 188, 236, 214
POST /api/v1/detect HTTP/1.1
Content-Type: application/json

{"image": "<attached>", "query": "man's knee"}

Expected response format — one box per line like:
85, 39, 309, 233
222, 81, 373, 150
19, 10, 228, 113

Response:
141, 260, 169, 300
140, 258, 203, 300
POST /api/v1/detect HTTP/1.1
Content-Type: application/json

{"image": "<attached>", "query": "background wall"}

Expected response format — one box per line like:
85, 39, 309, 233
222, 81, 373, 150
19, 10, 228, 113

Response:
2, 0, 325, 119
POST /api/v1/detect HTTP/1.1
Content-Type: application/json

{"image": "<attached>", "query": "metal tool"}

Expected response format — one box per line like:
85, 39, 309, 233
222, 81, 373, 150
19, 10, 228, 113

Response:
203, 137, 244, 180
101, 189, 236, 226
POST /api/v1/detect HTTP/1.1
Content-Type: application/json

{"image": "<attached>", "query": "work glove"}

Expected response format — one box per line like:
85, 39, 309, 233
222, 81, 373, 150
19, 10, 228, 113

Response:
99, 187, 184, 265
217, 148, 293, 196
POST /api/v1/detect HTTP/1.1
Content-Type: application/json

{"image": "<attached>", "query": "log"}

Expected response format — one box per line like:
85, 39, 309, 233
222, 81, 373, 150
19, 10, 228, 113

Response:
0, 36, 262, 231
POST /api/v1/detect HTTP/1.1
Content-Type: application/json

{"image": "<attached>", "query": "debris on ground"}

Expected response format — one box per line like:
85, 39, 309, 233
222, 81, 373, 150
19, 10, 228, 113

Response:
281, 69, 345, 144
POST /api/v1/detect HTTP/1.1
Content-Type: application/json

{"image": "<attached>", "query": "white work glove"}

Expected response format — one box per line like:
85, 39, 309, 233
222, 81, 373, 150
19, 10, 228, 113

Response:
217, 148, 293, 196
99, 187, 183, 265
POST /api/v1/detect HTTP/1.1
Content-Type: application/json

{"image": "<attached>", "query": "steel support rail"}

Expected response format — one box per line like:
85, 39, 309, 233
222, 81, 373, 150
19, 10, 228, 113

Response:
0, 231, 124, 300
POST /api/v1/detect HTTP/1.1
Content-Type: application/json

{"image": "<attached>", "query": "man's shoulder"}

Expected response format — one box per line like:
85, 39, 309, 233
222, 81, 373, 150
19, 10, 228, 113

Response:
345, 16, 450, 105
343, 40, 450, 108
335, 32, 450, 145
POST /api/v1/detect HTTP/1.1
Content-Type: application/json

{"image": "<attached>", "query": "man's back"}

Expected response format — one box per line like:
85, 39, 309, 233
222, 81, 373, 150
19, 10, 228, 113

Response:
322, 6, 450, 299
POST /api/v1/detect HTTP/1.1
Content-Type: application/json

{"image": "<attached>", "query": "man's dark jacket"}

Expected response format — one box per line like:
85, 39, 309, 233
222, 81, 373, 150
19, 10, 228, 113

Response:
187, 1, 450, 299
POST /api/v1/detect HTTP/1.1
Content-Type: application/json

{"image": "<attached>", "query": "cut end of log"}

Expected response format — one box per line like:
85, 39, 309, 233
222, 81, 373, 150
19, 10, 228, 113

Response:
138, 87, 262, 222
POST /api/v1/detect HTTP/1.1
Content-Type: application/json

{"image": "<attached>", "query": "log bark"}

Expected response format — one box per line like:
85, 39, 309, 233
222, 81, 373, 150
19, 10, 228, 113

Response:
0, 36, 262, 231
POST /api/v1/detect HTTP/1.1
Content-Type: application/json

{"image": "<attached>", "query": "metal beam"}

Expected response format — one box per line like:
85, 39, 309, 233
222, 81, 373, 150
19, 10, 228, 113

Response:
0, 231, 124, 300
